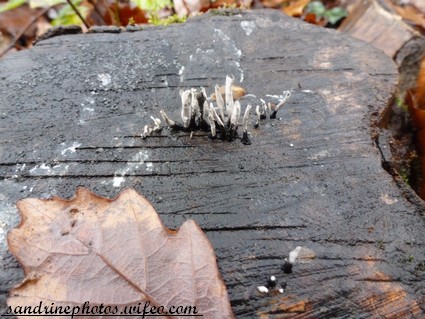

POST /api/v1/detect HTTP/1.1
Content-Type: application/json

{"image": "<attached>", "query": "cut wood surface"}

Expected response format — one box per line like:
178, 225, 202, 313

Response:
339, 0, 420, 57
1, 9, 425, 318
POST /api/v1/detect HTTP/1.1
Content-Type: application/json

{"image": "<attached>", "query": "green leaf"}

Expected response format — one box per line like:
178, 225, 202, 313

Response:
396, 96, 408, 112
324, 7, 347, 25
29, 0, 64, 8
0, 0, 26, 13
50, 0, 88, 26
305, 1, 326, 17
149, 13, 186, 26
133, 0, 172, 12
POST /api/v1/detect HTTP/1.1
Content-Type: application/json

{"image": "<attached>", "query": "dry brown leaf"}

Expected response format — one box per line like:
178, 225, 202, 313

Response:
7, 188, 234, 319
282, 0, 309, 17
394, 4, 425, 30
0, 5, 48, 53
303, 12, 327, 26
173, 0, 210, 16
405, 56, 425, 198
383, 0, 425, 32
210, 85, 246, 101
209, 0, 240, 9
406, 89, 425, 198
86, 0, 148, 26
410, 0, 425, 13
259, 0, 290, 9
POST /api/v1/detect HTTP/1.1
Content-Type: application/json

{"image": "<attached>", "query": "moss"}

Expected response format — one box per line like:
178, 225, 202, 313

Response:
415, 261, 425, 271
399, 255, 414, 263
399, 167, 410, 185
376, 240, 385, 250
149, 14, 187, 26
209, 8, 242, 16
395, 96, 409, 112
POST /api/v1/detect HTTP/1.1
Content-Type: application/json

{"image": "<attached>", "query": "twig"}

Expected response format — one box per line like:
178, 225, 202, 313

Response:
0, 7, 49, 59
66, 0, 90, 29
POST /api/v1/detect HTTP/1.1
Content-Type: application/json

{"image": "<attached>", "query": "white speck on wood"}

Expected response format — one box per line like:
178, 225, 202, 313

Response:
179, 65, 185, 82
146, 162, 154, 172
113, 177, 125, 187
241, 20, 256, 36
85, 96, 95, 104
257, 286, 268, 293
98, 73, 111, 86
380, 193, 398, 205
112, 150, 150, 187
15, 163, 26, 172
61, 142, 81, 156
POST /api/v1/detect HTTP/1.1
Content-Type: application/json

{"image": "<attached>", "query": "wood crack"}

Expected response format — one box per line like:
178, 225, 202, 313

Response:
204, 225, 307, 232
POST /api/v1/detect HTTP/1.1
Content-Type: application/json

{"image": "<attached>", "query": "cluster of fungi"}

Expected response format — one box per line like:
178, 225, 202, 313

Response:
141, 75, 291, 145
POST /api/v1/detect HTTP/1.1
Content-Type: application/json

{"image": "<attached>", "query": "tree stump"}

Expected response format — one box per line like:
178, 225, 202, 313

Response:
1, 9, 424, 318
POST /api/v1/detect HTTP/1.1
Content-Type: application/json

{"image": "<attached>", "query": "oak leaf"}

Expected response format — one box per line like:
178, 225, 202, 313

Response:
7, 188, 234, 319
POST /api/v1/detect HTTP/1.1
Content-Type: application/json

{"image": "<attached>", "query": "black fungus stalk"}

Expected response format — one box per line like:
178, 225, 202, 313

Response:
266, 276, 277, 288
271, 91, 291, 119
254, 105, 261, 129
241, 104, 252, 145
282, 246, 301, 274
241, 131, 251, 145
257, 276, 286, 294
281, 259, 293, 274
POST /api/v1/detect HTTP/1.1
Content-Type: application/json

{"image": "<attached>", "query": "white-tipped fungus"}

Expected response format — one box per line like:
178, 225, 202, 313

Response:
211, 106, 224, 127
230, 100, 241, 127
275, 90, 291, 112
257, 286, 269, 293
141, 75, 290, 144
208, 102, 217, 137
160, 110, 175, 127
215, 84, 225, 121
254, 105, 261, 128
242, 104, 252, 132
180, 89, 192, 128
141, 124, 153, 139
200, 87, 207, 100
225, 75, 234, 116
150, 116, 161, 130
260, 98, 268, 119
266, 275, 277, 288
191, 88, 200, 119
289, 246, 302, 264
282, 246, 302, 274
203, 101, 210, 123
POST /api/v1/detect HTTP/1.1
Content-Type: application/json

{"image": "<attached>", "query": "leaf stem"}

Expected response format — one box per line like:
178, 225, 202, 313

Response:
66, 0, 90, 29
